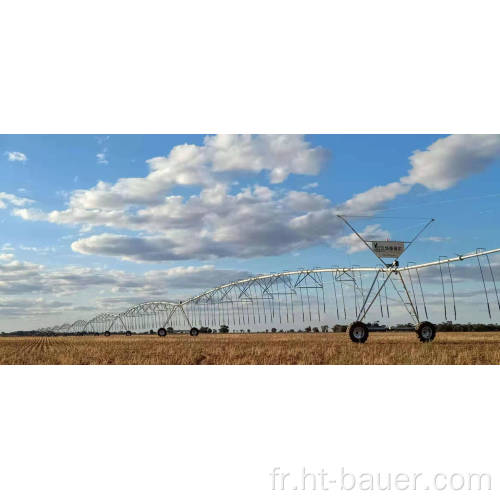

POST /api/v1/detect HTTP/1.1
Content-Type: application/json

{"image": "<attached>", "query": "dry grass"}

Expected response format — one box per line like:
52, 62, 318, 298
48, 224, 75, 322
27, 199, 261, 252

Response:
1, 331, 500, 364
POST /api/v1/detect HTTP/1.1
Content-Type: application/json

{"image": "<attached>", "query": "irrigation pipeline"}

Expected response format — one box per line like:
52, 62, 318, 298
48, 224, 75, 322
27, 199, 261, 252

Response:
47, 247, 500, 334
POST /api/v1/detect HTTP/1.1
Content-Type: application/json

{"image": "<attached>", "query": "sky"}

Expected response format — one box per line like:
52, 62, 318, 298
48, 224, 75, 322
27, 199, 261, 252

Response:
1, 134, 500, 331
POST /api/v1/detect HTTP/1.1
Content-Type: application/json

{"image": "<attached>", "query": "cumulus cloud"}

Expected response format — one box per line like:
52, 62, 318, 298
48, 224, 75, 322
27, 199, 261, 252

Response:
5, 135, 330, 262
404, 135, 500, 190
9, 134, 500, 263
286, 191, 331, 211
340, 134, 500, 214
72, 234, 191, 262
0, 192, 33, 210
16, 135, 326, 215
68, 186, 342, 262
0, 297, 76, 318
0, 259, 45, 295
143, 266, 251, 290
0, 254, 249, 297
204, 134, 328, 183
5, 151, 27, 162
0, 252, 252, 320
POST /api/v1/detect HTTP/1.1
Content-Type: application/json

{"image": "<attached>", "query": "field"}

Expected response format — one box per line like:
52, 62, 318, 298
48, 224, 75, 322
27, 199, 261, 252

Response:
1, 331, 500, 364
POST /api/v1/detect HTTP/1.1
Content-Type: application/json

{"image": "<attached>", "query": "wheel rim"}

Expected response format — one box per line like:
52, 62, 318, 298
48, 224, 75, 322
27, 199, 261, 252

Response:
421, 325, 433, 339
352, 326, 365, 339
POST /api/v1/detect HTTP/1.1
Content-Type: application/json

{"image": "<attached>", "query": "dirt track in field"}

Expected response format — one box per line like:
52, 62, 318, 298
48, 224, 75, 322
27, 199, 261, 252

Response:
1, 331, 500, 365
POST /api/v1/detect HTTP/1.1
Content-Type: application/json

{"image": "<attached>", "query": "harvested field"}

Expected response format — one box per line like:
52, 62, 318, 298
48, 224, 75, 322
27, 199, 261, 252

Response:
1, 331, 500, 364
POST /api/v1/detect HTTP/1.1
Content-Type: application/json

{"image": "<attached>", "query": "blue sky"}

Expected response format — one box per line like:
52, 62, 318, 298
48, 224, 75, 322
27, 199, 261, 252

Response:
1, 134, 500, 330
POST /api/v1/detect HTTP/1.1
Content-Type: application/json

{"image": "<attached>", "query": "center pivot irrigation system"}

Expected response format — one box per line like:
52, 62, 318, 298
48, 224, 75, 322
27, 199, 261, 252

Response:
40, 216, 500, 343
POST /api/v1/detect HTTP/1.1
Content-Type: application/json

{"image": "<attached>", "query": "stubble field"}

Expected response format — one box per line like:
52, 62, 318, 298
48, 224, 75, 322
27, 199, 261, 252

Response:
1, 331, 500, 364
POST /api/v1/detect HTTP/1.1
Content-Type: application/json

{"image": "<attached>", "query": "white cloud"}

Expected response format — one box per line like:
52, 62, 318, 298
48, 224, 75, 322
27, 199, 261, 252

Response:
0, 192, 34, 210
96, 152, 108, 165
340, 134, 500, 214
340, 182, 412, 214
40, 134, 326, 212
96, 135, 110, 165
5, 151, 27, 163
10, 134, 331, 262
9, 134, 500, 263
335, 224, 391, 254
0, 251, 251, 320
0, 253, 14, 261
204, 134, 328, 183
404, 134, 500, 190
143, 265, 251, 290
67, 186, 343, 262
303, 182, 319, 190
421, 236, 451, 242
0, 297, 75, 318
285, 191, 331, 211
11, 207, 45, 220
19, 245, 57, 254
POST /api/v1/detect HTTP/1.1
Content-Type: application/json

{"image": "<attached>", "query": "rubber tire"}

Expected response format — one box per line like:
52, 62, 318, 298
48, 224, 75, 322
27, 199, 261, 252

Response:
126, 331, 132, 336
158, 328, 167, 337
347, 321, 369, 344
190, 327, 200, 337
104, 331, 111, 337
416, 321, 436, 343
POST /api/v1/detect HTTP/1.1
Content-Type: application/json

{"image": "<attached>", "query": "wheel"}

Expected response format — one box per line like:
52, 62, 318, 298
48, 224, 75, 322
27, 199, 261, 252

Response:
104, 331, 111, 336
126, 331, 132, 336
158, 328, 167, 337
347, 321, 369, 343
190, 327, 199, 337
416, 321, 436, 342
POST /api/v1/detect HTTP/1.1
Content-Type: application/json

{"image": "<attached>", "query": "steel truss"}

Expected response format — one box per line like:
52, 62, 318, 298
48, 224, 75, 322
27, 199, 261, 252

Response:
39, 247, 500, 342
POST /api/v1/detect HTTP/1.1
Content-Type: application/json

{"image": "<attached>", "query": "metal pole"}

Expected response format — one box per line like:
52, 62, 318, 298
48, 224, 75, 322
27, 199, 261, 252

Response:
485, 254, 500, 311
339, 272, 347, 320
332, 270, 340, 319
415, 267, 428, 320
179, 304, 192, 328
404, 218, 435, 253
476, 249, 492, 319
337, 215, 387, 266
438, 257, 448, 321
356, 269, 381, 321
406, 262, 420, 319
397, 272, 419, 322
388, 273, 418, 322
446, 261, 457, 321
359, 270, 395, 322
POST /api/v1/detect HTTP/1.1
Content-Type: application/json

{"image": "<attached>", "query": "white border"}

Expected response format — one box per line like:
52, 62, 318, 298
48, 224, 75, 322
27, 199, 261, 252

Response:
0, 366, 497, 499
1, 0, 499, 133
1, 1, 499, 498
